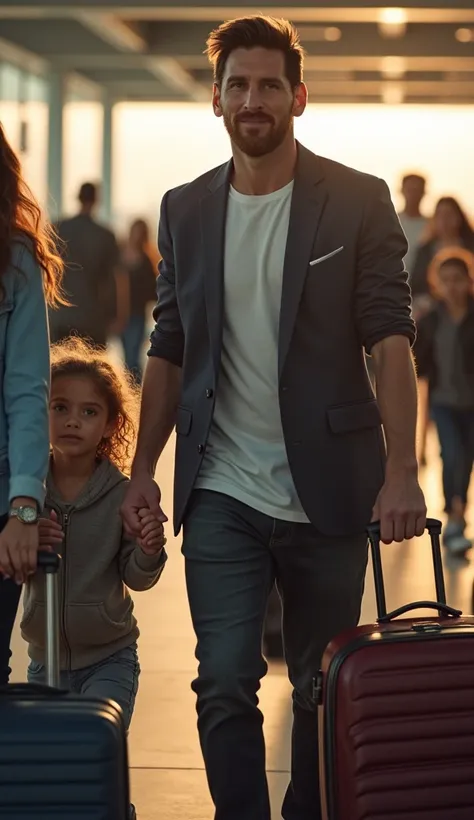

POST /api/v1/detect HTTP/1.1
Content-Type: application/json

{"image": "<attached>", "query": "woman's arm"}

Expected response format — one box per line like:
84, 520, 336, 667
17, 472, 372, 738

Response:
4, 246, 50, 508
0, 246, 50, 581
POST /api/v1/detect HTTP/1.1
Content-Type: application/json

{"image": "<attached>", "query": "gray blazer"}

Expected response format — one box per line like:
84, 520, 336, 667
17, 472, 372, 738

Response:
149, 143, 415, 537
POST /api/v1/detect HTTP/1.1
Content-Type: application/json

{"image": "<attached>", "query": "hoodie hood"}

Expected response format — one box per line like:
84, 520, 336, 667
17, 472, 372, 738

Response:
46, 458, 127, 511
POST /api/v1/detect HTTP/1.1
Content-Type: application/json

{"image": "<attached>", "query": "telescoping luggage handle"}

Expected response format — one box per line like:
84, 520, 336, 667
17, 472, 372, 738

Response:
366, 518, 462, 623
37, 551, 61, 688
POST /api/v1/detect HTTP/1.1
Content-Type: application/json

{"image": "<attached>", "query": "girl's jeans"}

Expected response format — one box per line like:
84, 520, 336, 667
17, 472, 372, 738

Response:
28, 642, 140, 729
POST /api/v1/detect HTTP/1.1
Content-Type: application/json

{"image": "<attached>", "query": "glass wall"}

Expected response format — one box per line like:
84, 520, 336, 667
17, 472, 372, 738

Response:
0, 63, 49, 207
113, 102, 474, 231
62, 101, 103, 217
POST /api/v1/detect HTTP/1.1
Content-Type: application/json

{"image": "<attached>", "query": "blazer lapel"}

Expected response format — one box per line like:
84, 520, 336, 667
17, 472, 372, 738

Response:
200, 161, 232, 375
278, 147, 328, 379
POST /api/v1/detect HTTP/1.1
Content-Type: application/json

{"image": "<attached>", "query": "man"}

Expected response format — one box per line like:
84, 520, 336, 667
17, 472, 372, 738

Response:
121, 16, 426, 820
398, 173, 428, 278
51, 182, 128, 347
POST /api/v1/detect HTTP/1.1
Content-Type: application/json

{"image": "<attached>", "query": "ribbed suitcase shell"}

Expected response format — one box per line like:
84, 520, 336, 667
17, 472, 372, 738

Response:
319, 616, 474, 820
0, 689, 129, 820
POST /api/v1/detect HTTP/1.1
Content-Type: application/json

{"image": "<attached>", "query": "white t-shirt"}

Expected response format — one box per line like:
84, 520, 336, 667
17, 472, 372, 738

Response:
196, 180, 309, 522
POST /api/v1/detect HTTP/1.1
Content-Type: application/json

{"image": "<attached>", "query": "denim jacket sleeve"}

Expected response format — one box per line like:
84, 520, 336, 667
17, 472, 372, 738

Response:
4, 244, 50, 508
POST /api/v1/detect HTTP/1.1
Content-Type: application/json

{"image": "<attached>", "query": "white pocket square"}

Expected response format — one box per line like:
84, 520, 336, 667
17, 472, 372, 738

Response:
309, 246, 344, 266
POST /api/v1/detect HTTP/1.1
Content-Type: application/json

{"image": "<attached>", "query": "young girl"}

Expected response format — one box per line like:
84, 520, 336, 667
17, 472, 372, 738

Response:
414, 248, 474, 555
21, 338, 166, 816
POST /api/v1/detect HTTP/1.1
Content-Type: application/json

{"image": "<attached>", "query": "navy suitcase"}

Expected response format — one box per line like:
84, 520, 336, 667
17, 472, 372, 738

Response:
0, 552, 130, 820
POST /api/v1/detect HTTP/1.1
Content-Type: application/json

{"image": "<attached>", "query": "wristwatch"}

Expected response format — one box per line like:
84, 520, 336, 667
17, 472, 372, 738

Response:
9, 505, 39, 525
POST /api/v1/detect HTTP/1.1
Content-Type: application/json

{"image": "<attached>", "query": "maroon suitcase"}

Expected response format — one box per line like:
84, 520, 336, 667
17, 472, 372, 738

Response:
317, 518, 474, 820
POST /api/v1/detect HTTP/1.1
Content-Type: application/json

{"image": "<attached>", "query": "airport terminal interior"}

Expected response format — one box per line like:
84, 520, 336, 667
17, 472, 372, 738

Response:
2, 2, 474, 818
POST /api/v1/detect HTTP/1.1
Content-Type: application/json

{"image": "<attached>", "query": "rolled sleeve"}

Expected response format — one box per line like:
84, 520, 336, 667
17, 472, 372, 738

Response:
355, 178, 416, 354
148, 191, 184, 367
4, 246, 50, 508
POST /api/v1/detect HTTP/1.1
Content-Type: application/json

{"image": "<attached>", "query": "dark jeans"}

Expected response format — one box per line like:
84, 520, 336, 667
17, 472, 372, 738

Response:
431, 404, 474, 513
0, 514, 22, 685
121, 314, 146, 383
182, 490, 368, 820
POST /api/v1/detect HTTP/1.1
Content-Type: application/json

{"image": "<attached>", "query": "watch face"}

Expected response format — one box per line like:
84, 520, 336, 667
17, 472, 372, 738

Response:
18, 506, 37, 524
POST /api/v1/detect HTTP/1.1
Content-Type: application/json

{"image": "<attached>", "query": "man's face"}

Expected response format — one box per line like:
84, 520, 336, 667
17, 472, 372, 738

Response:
402, 177, 425, 211
213, 47, 307, 157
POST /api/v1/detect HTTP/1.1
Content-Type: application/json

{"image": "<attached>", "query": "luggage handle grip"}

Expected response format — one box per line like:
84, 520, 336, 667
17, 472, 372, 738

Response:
366, 518, 451, 621
377, 601, 462, 624
37, 550, 61, 573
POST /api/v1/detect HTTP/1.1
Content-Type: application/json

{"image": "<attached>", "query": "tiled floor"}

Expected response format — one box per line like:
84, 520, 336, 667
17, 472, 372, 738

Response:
9, 429, 474, 819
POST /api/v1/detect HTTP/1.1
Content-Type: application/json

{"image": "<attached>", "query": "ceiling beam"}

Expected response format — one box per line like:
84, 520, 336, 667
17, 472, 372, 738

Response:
146, 56, 210, 101
74, 12, 147, 52
305, 79, 474, 97
66, 12, 210, 101
67, 69, 104, 100
1, 5, 474, 24
45, 52, 474, 74
99, 77, 474, 104
0, 33, 48, 73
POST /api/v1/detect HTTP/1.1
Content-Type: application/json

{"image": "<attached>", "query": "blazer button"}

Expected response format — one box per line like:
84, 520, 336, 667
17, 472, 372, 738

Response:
206, 389, 214, 398
197, 444, 204, 454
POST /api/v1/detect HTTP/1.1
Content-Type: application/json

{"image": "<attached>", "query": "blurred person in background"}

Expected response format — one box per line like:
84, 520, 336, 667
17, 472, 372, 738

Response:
397, 173, 428, 278
0, 122, 63, 684
120, 219, 157, 383
411, 198, 474, 467
51, 182, 129, 348
414, 248, 474, 556
411, 196, 474, 313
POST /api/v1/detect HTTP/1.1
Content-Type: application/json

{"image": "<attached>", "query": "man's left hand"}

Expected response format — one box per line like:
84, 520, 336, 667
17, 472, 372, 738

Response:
372, 468, 427, 544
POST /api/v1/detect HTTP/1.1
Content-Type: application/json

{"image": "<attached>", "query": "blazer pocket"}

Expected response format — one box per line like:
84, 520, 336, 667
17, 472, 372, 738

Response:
309, 246, 344, 267
176, 405, 193, 436
327, 399, 381, 434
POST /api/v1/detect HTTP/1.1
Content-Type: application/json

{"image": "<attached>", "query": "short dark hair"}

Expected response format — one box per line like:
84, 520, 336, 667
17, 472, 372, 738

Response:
78, 182, 97, 205
206, 15, 304, 89
401, 173, 426, 187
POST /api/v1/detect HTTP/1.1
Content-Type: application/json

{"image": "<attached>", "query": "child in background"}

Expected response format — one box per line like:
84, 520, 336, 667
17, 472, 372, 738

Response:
414, 249, 474, 555
21, 337, 167, 820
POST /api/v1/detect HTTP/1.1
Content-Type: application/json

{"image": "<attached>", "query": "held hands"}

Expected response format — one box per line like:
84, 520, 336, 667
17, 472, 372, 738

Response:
137, 507, 167, 555
120, 474, 167, 538
372, 466, 427, 544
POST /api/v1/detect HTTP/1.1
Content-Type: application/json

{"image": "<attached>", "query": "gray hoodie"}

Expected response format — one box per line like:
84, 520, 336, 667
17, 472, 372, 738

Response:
21, 458, 167, 670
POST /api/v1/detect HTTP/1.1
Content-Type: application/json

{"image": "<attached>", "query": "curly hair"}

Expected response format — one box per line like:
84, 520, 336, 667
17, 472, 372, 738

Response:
50, 337, 140, 474
0, 122, 64, 306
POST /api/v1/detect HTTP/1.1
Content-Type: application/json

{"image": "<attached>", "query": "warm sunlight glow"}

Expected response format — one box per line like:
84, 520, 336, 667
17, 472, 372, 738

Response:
378, 8, 408, 39
325, 27, 342, 42
382, 82, 405, 105
380, 56, 406, 80
379, 8, 408, 26
455, 28, 474, 43
111, 103, 474, 237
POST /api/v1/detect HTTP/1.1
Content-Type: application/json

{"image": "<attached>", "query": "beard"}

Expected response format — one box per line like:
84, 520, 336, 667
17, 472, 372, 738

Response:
223, 109, 293, 158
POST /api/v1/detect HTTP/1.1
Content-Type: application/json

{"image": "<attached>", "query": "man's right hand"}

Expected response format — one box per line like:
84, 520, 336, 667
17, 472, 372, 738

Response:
120, 473, 168, 536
